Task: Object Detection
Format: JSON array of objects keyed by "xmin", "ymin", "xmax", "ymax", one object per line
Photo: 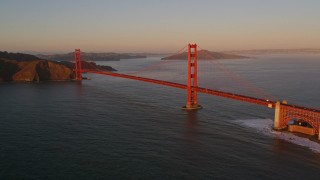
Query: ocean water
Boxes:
[{"xmin": 1, "ymin": 54, "xmax": 320, "ymax": 179}]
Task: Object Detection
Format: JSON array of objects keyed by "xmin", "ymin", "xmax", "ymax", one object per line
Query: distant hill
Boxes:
[
  {"xmin": 38, "ymin": 52, "xmax": 147, "ymax": 61},
  {"xmin": 0, "ymin": 51, "xmax": 41, "ymax": 61},
  {"xmin": 161, "ymin": 50, "xmax": 248, "ymax": 60}
]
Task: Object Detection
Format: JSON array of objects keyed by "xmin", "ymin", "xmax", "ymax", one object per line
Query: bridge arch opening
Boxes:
[
  {"xmin": 283, "ymin": 116, "xmax": 317, "ymax": 136},
  {"xmin": 288, "ymin": 118, "xmax": 312, "ymax": 127}
]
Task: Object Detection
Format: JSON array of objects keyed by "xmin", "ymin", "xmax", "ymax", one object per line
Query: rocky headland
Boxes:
[{"xmin": 0, "ymin": 51, "xmax": 116, "ymax": 82}]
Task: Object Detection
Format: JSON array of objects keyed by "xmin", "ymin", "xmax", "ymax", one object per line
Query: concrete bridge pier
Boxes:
[
  {"xmin": 274, "ymin": 101, "xmax": 282, "ymax": 130},
  {"xmin": 319, "ymin": 127, "xmax": 320, "ymax": 141}
]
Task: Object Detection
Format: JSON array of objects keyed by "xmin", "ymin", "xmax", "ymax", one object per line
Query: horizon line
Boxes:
[{"xmin": 2, "ymin": 47, "xmax": 320, "ymax": 55}]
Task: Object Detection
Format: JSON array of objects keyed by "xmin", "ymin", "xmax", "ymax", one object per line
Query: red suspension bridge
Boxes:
[{"xmin": 74, "ymin": 44, "xmax": 320, "ymax": 140}]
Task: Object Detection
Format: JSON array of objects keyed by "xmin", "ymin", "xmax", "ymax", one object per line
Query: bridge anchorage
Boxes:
[
  {"xmin": 73, "ymin": 44, "xmax": 320, "ymax": 141},
  {"xmin": 274, "ymin": 101, "xmax": 320, "ymax": 140}
]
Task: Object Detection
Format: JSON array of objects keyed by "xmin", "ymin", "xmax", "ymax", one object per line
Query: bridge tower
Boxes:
[
  {"xmin": 183, "ymin": 43, "xmax": 202, "ymax": 110},
  {"xmin": 74, "ymin": 49, "xmax": 82, "ymax": 81}
]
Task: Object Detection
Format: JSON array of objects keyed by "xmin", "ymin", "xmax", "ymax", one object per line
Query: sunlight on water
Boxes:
[{"xmin": 235, "ymin": 119, "xmax": 320, "ymax": 153}]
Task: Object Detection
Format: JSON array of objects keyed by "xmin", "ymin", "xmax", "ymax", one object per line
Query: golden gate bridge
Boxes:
[{"xmin": 73, "ymin": 44, "xmax": 320, "ymax": 140}]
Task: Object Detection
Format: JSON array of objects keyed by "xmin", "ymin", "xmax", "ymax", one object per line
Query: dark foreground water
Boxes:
[{"xmin": 1, "ymin": 54, "xmax": 320, "ymax": 179}]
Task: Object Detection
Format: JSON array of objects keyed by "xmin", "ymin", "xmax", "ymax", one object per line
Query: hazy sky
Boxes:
[{"xmin": 1, "ymin": 0, "xmax": 320, "ymax": 53}]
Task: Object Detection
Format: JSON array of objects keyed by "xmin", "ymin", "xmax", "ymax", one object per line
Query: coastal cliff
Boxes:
[
  {"xmin": 0, "ymin": 51, "xmax": 116, "ymax": 82},
  {"xmin": 0, "ymin": 59, "xmax": 73, "ymax": 82}
]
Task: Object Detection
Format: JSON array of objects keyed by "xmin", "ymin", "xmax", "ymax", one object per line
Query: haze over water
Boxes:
[{"xmin": 1, "ymin": 54, "xmax": 320, "ymax": 179}]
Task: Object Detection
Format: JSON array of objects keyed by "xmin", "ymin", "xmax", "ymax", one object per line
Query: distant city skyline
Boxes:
[{"xmin": 1, "ymin": 0, "xmax": 320, "ymax": 53}]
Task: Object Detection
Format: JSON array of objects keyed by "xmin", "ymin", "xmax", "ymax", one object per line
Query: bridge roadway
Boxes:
[{"xmin": 82, "ymin": 69, "xmax": 320, "ymax": 114}]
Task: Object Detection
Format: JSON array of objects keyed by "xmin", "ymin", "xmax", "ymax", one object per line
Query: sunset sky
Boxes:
[{"xmin": 0, "ymin": 0, "xmax": 320, "ymax": 53}]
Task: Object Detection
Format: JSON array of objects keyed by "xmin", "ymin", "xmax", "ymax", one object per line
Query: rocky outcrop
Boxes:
[
  {"xmin": 161, "ymin": 50, "xmax": 248, "ymax": 60},
  {"xmin": 0, "ymin": 59, "xmax": 21, "ymax": 81},
  {"xmin": 5, "ymin": 60, "xmax": 73, "ymax": 82},
  {"xmin": 44, "ymin": 61, "xmax": 73, "ymax": 80},
  {"xmin": 0, "ymin": 59, "xmax": 116, "ymax": 82},
  {"xmin": 0, "ymin": 51, "xmax": 117, "ymax": 82},
  {"xmin": 11, "ymin": 60, "xmax": 41, "ymax": 82}
]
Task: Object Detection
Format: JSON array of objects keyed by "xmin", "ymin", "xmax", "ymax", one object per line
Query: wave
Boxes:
[{"xmin": 235, "ymin": 119, "xmax": 320, "ymax": 153}]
